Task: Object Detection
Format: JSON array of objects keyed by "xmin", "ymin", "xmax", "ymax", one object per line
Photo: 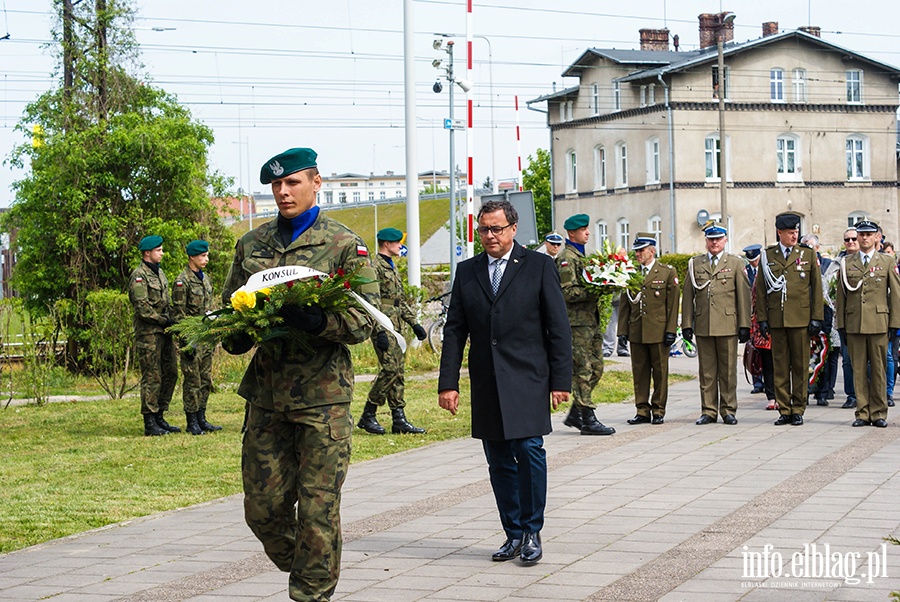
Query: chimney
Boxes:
[
  {"xmin": 673, "ymin": 34, "xmax": 680, "ymax": 51},
  {"xmin": 639, "ymin": 28, "xmax": 670, "ymax": 51},
  {"xmin": 762, "ymin": 22, "xmax": 778, "ymax": 37},
  {"xmin": 699, "ymin": 12, "xmax": 734, "ymax": 49},
  {"xmin": 799, "ymin": 25, "xmax": 821, "ymax": 37}
]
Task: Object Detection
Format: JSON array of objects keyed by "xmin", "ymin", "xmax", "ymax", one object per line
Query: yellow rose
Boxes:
[
  {"xmin": 230, "ymin": 289, "xmax": 257, "ymax": 313},
  {"xmin": 258, "ymin": 287, "xmax": 271, "ymax": 296}
]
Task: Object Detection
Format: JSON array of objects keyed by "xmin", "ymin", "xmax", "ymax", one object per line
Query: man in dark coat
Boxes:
[{"xmin": 438, "ymin": 199, "xmax": 572, "ymax": 567}]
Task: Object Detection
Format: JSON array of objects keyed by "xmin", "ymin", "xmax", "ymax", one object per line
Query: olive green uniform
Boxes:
[
  {"xmin": 556, "ymin": 244, "xmax": 603, "ymax": 409},
  {"xmin": 756, "ymin": 243, "xmax": 823, "ymax": 417},
  {"xmin": 128, "ymin": 261, "xmax": 177, "ymax": 416},
  {"xmin": 835, "ymin": 253, "xmax": 900, "ymax": 423},
  {"xmin": 682, "ymin": 253, "xmax": 751, "ymax": 420},
  {"xmin": 618, "ymin": 261, "xmax": 679, "ymax": 418},
  {"xmin": 222, "ymin": 213, "xmax": 378, "ymax": 602},
  {"xmin": 172, "ymin": 267, "xmax": 215, "ymax": 414},
  {"xmin": 367, "ymin": 253, "xmax": 417, "ymax": 409}
]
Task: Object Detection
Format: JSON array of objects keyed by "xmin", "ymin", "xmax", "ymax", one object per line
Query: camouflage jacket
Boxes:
[
  {"xmin": 374, "ymin": 253, "xmax": 417, "ymax": 332},
  {"xmin": 128, "ymin": 261, "xmax": 171, "ymax": 334},
  {"xmin": 556, "ymin": 243, "xmax": 598, "ymax": 328},
  {"xmin": 172, "ymin": 267, "xmax": 214, "ymax": 321},
  {"xmin": 221, "ymin": 213, "xmax": 379, "ymax": 412}
]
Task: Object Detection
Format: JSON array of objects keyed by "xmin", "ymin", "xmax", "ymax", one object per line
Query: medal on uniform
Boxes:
[{"xmin": 655, "ymin": 290, "xmax": 660, "ymax": 297}]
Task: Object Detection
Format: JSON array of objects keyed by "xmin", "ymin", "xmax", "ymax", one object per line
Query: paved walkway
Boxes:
[{"xmin": 2, "ymin": 356, "xmax": 900, "ymax": 601}]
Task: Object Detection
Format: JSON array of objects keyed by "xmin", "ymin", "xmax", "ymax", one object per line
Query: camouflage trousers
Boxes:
[
  {"xmin": 135, "ymin": 331, "xmax": 178, "ymax": 415},
  {"xmin": 367, "ymin": 332, "xmax": 406, "ymax": 408},
  {"xmin": 571, "ymin": 325, "xmax": 604, "ymax": 409},
  {"xmin": 242, "ymin": 402, "xmax": 352, "ymax": 602},
  {"xmin": 181, "ymin": 344, "xmax": 213, "ymax": 413}
]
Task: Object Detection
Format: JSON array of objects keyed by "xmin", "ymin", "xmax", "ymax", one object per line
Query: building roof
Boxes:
[
  {"xmin": 528, "ymin": 85, "xmax": 580, "ymax": 104},
  {"xmin": 562, "ymin": 49, "xmax": 698, "ymax": 77}
]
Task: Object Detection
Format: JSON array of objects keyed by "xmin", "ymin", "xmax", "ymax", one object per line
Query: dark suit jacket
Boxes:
[{"xmin": 438, "ymin": 242, "xmax": 572, "ymax": 441}]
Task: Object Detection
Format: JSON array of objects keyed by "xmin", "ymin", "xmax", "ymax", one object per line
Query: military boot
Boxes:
[
  {"xmin": 563, "ymin": 405, "xmax": 582, "ymax": 429},
  {"xmin": 391, "ymin": 407, "xmax": 426, "ymax": 434},
  {"xmin": 186, "ymin": 412, "xmax": 206, "ymax": 436},
  {"xmin": 143, "ymin": 413, "xmax": 168, "ymax": 436},
  {"xmin": 357, "ymin": 402, "xmax": 386, "ymax": 435},
  {"xmin": 197, "ymin": 409, "xmax": 222, "ymax": 432},
  {"xmin": 580, "ymin": 407, "xmax": 616, "ymax": 436},
  {"xmin": 155, "ymin": 411, "xmax": 182, "ymax": 433}
]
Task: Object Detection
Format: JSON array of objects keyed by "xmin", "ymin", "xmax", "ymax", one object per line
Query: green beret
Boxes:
[
  {"xmin": 377, "ymin": 227, "xmax": 403, "ymax": 242},
  {"xmin": 185, "ymin": 240, "xmax": 209, "ymax": 256},
  {"xmin": 138, "ymin": 235, "xmax": 163, "ymax": 252},
  {"xmin": 260, "ymin": 147, "xmax": 317, "ymax": 184},
  {"xmin": 563, "ymin": 214, "xmax": 590, "ymax": 231}
]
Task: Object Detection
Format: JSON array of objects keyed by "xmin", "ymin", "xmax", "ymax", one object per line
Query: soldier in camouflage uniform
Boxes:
[
  {"xmin": 221, "ymin": 148, "xmax": 378, "ymax": 602},
  {"xmin": 358, "ymin": 227, "xmax": 428, "ymax": 435},
  {"xmin": 556, "ymin": 214, "xmax": 615, "ymax": 436},
  {"xmin": 128, "ymin": 235, "xmax": 180, "ymax": 437},
  {"xmin": 172, "ymin": 239, "xmax": 220, "ymax": 436}
]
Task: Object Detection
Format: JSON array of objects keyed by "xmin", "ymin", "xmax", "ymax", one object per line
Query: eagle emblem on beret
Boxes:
[{"xmin": 269, "ymin": 160, "xmax": 284, "ymax": 176}]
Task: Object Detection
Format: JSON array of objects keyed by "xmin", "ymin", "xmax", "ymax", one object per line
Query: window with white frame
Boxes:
[
  {"xmin": 324, "ymin": 191, "xmax": 333, "ymax": 203},
  {"xmin": 648, "ymin": 216, "xmax": 662, "ymax": 251},
  {"xmin": 368, "ymin": 191, "xmax": 374, "ymax": 201},
  {"xmin": 646, "ymin": 137, "xmax": 660, "ymax": 184},
  {"xmin": 379, "ymin": 191, "xmax": 386, "ymax": 199},
  {"xmin": 704, "ymin": 134, "xmax": 726, "ymax": 180},
  {"xmin": 617, "ymin": 218, "xmax": 630, "ymax": 250},
  {"xmin": 615, "ymin": 142, "xmax": 628, "ymax": 187},
  {"xmin": 566, "ymin": 149, "xmax": 577, "ymax": 193},
  {"xmin": 640, "ymin": 85, "xmax": 647, "ymax": 107},
  {"xmin": 613, "ymin": 82, "xmax": 621, "ymax": 111},
  {"xmin": 593, "ymin": 146, "xmax": 606, "ymax": 190},
  {"xmin": 591, "ymin": 83, "xmax": 600, "ymax": 115},
  {"xmin": 596, "ymin": 220, "xmax": 609, "ymax": 248},
  {"xmin": 770, "ymin": 68, "xmax": 785, "ymax": 102},
  {"xmin": 558, "ymin": 101, "xmax": 565, "ymax": 123},
  {"xmin": 792, "ymin": 68, "xmax": 807, "ymax": 102},
  {"xmin": 846, "ymin": 70, "xmax": 863, "ymax": 103},
  {"xmin": 712, "ymin": 66, "xmax": 730, "ymax": 100},
  {"xmin": 776, "ymin": 134, "xmax": 801, "ymax": 181},
  {"xmin": 648, "ymin": 83, "xmax": 656, "ymax": 105},
  {"xmin": 845, "ymin": 135, "xmax": 868, "ymax": 180},
  {"xmin": 353, "ymin": 191, "xmax": 361, "ymax": 203},
  {"xmin": 847, "ymin": 211, "xmax": 866, "ymax": 227},
  {"xmin": 339, "ymin": 192, "xmax": 347, "ymax": 203},
  {"xmin": 566, "ymin": 101, "xmax": 574, "ymax": 121},
  {"xmin": 395, "ymin": 190, "xmax": 403, "ymax": 198}
]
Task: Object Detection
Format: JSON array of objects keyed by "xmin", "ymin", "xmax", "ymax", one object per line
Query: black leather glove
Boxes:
[
  {"xmin": 222, "ymin": 332, "xmax": 254, "ymax": 355},
  {"xmin": 759, "ymin": 321, "xmax": 770, "ymax": 339},
  {"xmin": 618, "ymin": 335, "xmax": 628, "ymax": 347},
  {"xmin": 738, "ymin": 327, "xmax": 750, "ymax": 344},
  {"xmin": 681, "ymin": 328, "xmax": 694, "ymax": 343},
  {"xmin": 375, "ymin": 331, "xmax": 390, "ymax": 352},
  {"xmin": 279, "ymin": 304, "xmax": 326, "ymax": 335},
  {"xmin": 663, "ymin": 332, "xmax": 676, "ymax": 347},
  {"xmin": 412, "ymin": 324, "xmax": 427, "ymax": 341},
  {"xmin": 808, "ymin": 320, "xmax": 823, "ymax": 335}
]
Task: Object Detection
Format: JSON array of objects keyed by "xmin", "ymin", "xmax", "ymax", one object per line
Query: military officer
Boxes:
[
  {"xmin": 172, "ymin": 239, "xmax": 220, "ymax": 436},
  {"xmin": 756, "ymin": 212, "xmax": 824, "ymax": 426},
  {"xmin": 681, "ymin": 225, "xmax": 751, "ymax": 425},
  {"xmin": 358, "ymin": 227, "xmax": 427, "ymax": 435},
  {"xmin": 556, "ymin": 213, "xmax": 615, "ymax": 435},
  {"xmin": 221, "ymin": 147, "xmax": 378, "ymax": 602},
  {"xmin": 619, "ymin": 233, "xmax": 679, "ymax": 424},
  {"xmin": 128, "ymin": 235, "xmax": 179, "ymax": 437},
  {"xmin": 835, "ymin": 220, "xmax": 900, "ymax": 428}
]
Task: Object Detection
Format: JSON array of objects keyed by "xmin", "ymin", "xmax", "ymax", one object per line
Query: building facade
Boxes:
[{"xmin": 531, "ymin": 16, "xmax": 900, "ymax": 255}]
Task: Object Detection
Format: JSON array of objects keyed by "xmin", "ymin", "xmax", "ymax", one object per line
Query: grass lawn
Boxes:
[{"xmin": 0, "ymin": 361, "xmax": 690, "ymax": 554}]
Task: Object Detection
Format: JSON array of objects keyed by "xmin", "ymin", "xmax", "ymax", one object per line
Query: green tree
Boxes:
[{"xmin": 522, "ymin": 148, "xmax": 551, "ymax": 237}]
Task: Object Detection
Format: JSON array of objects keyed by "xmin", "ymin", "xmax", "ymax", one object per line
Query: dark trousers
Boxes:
[
  {"xmin": 771, "ymin": 327, "xmax": 809, "ymax": 416},
  {"xmin": 482, "ymin": 436, "xmax": 547, "ymax": 539},
  {"xmin": 841, "ymin": 341, "xmax": 856, "ymax": 400},
  {"xmin": 760, "ymin": 348, "xmax": 775, "ymax": 401}
]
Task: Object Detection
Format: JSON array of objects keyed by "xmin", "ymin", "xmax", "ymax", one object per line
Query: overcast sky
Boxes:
[{"xmin": 1, "ymin": 0, "xmax": 899, "ymax": 206}]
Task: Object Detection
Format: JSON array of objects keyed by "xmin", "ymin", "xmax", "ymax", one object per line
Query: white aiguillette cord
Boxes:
[
  {"xmin": 839, "ymin": 256, "xmax": 864, "ymax": 293},
  {"xmin": 687, "ymin": 256, "xmax": 713, "ymax": 293},
  {"xmin": 759, "ymin": 249, "xmax": 787, "ymax": 310},
  {"xmin": 237, "ymin": 265, "xmax": 407, "ymax": 352}
]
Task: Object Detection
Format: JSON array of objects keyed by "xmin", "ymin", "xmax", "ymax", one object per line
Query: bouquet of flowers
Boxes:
[
  {"xmin": 169, "ymin": 265, "xmax": 385, "ymax": 356},
  {"xmin": 581, "ymin": 239, "xmax": 643, "ymax": 330}
]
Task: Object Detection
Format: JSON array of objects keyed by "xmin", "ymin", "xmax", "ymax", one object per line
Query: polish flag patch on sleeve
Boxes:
[
  {"xmin": 357, "ymin": 245, "xmax": 368, "ymax": 256},
  {"xmin": 134, "ymin": 277, "xmax": 143, "ymax": 283},
  {"xmin": 560, "ymin": 261, "xmax": 568, "ymax": 267},
  {"xmin": 175, "ymin": 281, "xmax": 184, "ymax": 287}
]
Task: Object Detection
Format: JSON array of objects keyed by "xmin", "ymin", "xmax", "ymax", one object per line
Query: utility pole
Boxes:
[
  {"xmin": 63, "ymin": 0, "xmax": 75, "ymax": 105},
  {"xmin": 95, "ymin": 0, "xmax": 108, "ymax": 121}
]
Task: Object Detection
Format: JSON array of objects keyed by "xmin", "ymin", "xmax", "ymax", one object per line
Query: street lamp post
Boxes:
[{"xmin": 716, "ymin": 12, "xmax": 735, "ymax": 234}]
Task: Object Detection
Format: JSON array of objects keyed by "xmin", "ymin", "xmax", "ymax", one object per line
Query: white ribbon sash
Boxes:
[{"xmin": 236, "ymin": 266, "xmax": 406, "ymax": 352}]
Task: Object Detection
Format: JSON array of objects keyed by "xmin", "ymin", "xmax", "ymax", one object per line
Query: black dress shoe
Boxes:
[
  {"xmin": 792, "ymin": 414, "xmax": 804, "ymax": 426},
  {"xmin": 751, "ymin": 386, "xmax": 764, "ymax": 394},
  {"xmin": 627, "ymin": 414, "xmax": 651, "ymax": 425},
  {"xmin": 873, "ymin": 419, "xmax": 888, "ymax": 428},
  {"xmin": 723, "ymin": 414, "xmax": 738, "ymax": 425},
  {"xmin": 651, "ymin": 415, "xmax": 664, "ymax": 425},
  {"xmin": 492, "ymin": 537, "xmax": 522, "ymax": 561},
  {"xmin": 774, "ymin": 415, "xmax": 791, "ymax": 426},
  {"xmin": 852, "ymin": 419, "xmax": 871, "ymax": 427},
  {"xmin": 695, "ymin": 414, "xmax": 715, "ymax": 425},
  {"xmin": 816, "ymin": 399, "xmax": 829, "ymax": 406},
  {"xmin": 842, "ymin": 399, "xmax": 857, "ymax": 409},
  {"xmin": 617, "ymin": 350, "xmax": 630, "ymax": 357},
  {"xmin": 889, "ymin": 400, "xmax": 896, "ymax": 408},
  {"xmin": 520, "ymin": 532, "xmax": 542, "ymax": 564}
]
